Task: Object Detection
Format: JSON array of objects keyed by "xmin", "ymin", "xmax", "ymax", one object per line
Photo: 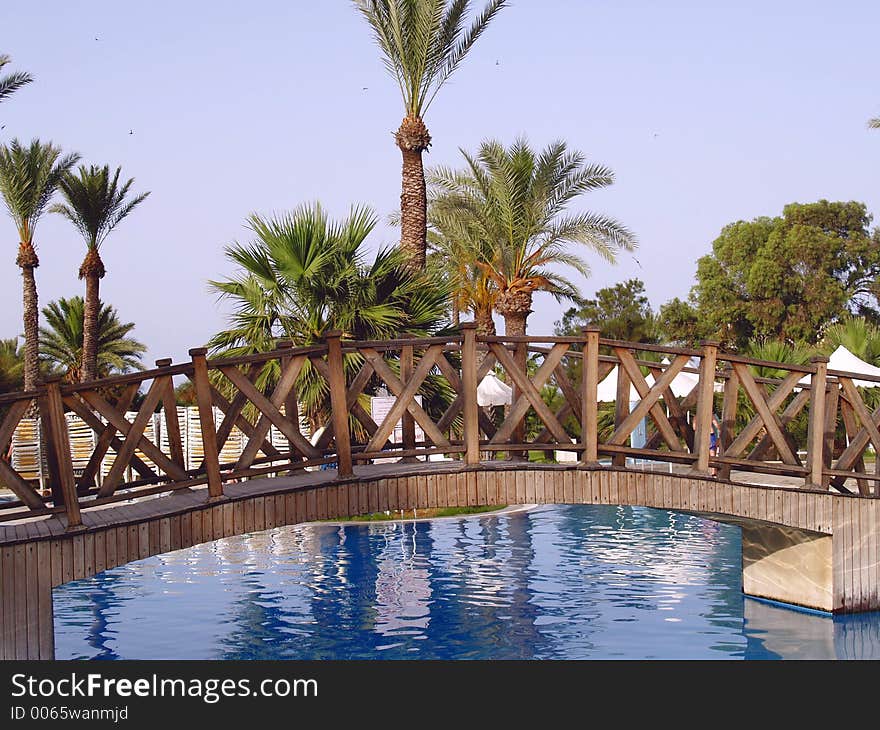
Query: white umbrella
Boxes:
[{"xmin": 478, "ymin": 372, "xmax": 513, "ymax": 406}]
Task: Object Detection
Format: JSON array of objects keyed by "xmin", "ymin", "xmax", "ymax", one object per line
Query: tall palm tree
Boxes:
[
  {"xmin": 819, "ymin": 315, "xmax": 880, "ymax": 365},
  {"xmin": 208, "ymin": 202, "xmax": 451, "ymax": 427},
  {"xmin": 354, "ymin": 0, "xmax": 508, "ymax": 271},
  {"xmin": 38, "ymin": 296, "xmax": 146, "ymax": 383},
  {"xmin": 0, "ymin": 139, "xmax": 79, "ymax": 390},
  {"xmin": 429, "ymin": 137, "xmax": 637, "ymax": 336},
  {"xmin": 51, "ymin": 164, "xmax": 149, "ymax": 382},
  {"xmin": 0, "ymin": 54, "xmax": 32, "ymax": 104}
]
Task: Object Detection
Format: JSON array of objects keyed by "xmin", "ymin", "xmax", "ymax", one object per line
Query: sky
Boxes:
[{"xmin": 1, "ymin": 0, "xmax": 878, "ymax": 366}]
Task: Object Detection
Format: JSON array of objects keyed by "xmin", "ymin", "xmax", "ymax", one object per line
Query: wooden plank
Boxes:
[
  {"xmin": 14, "ymin": 544, "xmax": 27, "ymax": 658},
  {"xmin": 1, "ymin": 547, "xmax": 14, "ymax": 659},
  {"xmin": 83, "ymin": 532, "xmax": 95, "ymax": 578},
  {"xmin": 307, "ymin": 489, "xmax": 318, "ymax": 521},
  {"xmin": 25, "ymin": 542, "xmax": 38, "ymax": 659},
  {"xmin": 253, "ymin": 497, "xmax": 266, "ymax": 533},
  {"xmin": 285, "ymin": 492, "xmax": 297, "ymax": 525},
  {"xmin": 159, "ymin": 518, "xmax": 171, "ymax": 554},
  {"xmin": 36, "ymin": 540, "xmax": 53, "ymax": 660},
  {"xmin": 50, "ymin": 539, "xmax": 63, "ymax": 586},
  {"xmin": 138, "ymin": 523, "xmax": 150, "ymax": 560}
]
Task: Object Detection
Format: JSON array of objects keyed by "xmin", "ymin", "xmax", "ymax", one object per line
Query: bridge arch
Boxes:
[{"xmin": 2, "ymin": 462, "xmax": 874, "ymax": 660}]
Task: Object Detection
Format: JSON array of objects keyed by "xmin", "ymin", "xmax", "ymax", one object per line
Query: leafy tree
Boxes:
[
  {"xmin": 692, "ymin": 200, "xmax": 880, "ymax": 348},
  {"xmin": 428, "ymin": 137, "xmax": 636, "ymax": 337},
  {"xmin": 0, "ymin": 139, "xmax": 79, "ymax": 390},
  {"xmin": 554, "ymin": 278, "xmax": 656, "ymax": 343},
  {"xmin": 656, "ymin": 297, "xmax": 711, "ymax": 346},
  {"xmin": 52, "ymin": 164, "xmax": 149, "ymax": 382},
  {"xmin": 38, "ymin": 296, "xmax": 146, "ymax": 383},
  {"xmin": 0, "ymin": 54, "xmax": 32, "ymax": 105},
  {"xmin": 354, "ymin": 0, "xmax": 508, "ymax": 270}
]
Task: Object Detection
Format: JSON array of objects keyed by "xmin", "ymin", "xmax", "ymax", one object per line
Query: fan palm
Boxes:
[
  {"xmin": 0, "ymin": 54, "xmax": 32, "ymax": 105},
  {"xmin": 429, "ymin": 137, "xmax": 637, "ymax": 337},
  {"xmin": 0, "ymin": 139, "xmax": 79, "ymax": 390},
  {"xmin": 208, "ymin": 202, "xmax": 451, "ymax": 428},
  {"xmin": 38, "ymin": 296, "xmax": 146, "ymax": 383},
  {"xmin": 819, "ymin": 316, "xmax": 880, "ymax": 365},
  {"xmin": 51, "ymin": 164, "xmax": 149, "ymax": 382},
  {"xmin": 354, "ymin": 0, "xmax": 507, "ymax": 271}
]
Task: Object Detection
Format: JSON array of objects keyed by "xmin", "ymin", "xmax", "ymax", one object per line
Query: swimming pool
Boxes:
[{"xmin": 53, "ymin": 504, "xmax": 880, "ymax": 659}]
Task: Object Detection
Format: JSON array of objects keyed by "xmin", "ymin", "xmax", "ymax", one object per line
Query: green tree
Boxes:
[
  {"xmin": 51, "ymin": 164, "xmax": 150, "ymax": 382},
  {"xmin": 354, "ymin": 0, "xmax": 507, "ymax": 271},
  {"xmin": 0, "ymin": 338, "xmax": 23, "ymax": 394},
  {"xmin": 429, "ymin": 137, "xmax": 636, "ymax": 337},
  {"xmin": 692, "ymin": 200, "xmax": 880, "ymax": 348},
  {"xmin": 38, "ymin": 296, "xmax": 146, "ymax": 383},
  {"xmin": 208, "ymin": 202, "xmax": 452, "ymax": 429},
  {"xmin": 656, "ymin": 297, "xmax": 711, "ymax": 346},
  {"xmin": 0, "ymin": 139, "xmax": 79, "ymax": 390},
  {"xmin": 554, "ymin": 278, "xmax": 656, "ymax": 343},
  {"xmin": 0, "ymin": 54, "xmax": 32, "ymax": 104}
]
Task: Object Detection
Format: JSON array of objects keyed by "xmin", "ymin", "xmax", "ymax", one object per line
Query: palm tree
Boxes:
[
  {"xmin": 0, "ymin": 54, "xmax": 32, "ymax": 104},
  {"xmin": 819, "ymin": 315, "xmax": 880, "ymax": 365},
  {"xmin": 429, "ymin": 137, "xmax": 637, "ymax": 336},
  {"xmin": 39, "ymin": 296, "xmax": 146, "ymax": 383},
  {"xmin": 51, "ymin": 164, "xmax": 149, "ymax": 382},
  {"xmin": 0, "ymin": 139, "xmax": 79, "ymax": 390},
  {"xmin": 208, "ymin": 202, "xmax": 451, "ymax": 428},
  {"xmin": 426, "ymin": 204, "xmax": 496, "ymax": 334},
  {"xmin": 354, "ymin": 0, "xmax": 508, "ymax": 271}
]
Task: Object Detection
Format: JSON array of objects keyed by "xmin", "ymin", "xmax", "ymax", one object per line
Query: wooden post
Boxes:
[
  {"xmin": 325, "ymin": 331, "xmax": 353, "ymax": 477},
  {"xmin": 580, "ymin": 326, "xmax": 600, "ymax": 465},
  {"xmin": 400, "ymin": 342, "xmax": 418, "ymax": 463},
  {"xmin": 822, "ymin": 381, "xmax": 839, "ymax": 491},
  {"xmin": 805, "ymin": 356, "xmax": 828, "ymax": 490},
  {"xmin": 189, "ymin": 348, "xmax": 223, "ymax": 499},
  {"xmin": 612, "ymin": 350, "xmax": 629, "ymax": 467},
  {"xmin": 155, "ymin": 358, "xmax": 185, "ymax": 471},
  {"xmin": 41, "ymin": 378, "xmax": 82, "ymax": 528},
  {"xmin": 277, "ymin": 340, "xmax": 302, "ymax": 464},
  {"xmin": 461, "ymin": 323, "xmax": 480, "ymax": 465},
  {"xmin": 717, "ymin": 365, "xmax": 739, "ymax": 481},
  {"xmin": 692, "ymin": 340, "xmax": 719, "ymax": 475}
]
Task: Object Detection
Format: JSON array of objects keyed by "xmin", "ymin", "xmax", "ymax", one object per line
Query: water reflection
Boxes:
[{"xmin": 53, "ymin": 505, "xmax": 880, "ymax": 660}]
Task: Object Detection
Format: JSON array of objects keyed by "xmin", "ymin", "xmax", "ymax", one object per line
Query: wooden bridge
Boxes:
[{"xmin": 0, "ymin": 325, "xmax": 878, "ymax": 659}]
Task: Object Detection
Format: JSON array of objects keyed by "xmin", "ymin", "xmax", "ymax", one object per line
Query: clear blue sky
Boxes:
[{"xmin": 2, "ymin": 0, "xmax": 878, "ymax": 365}]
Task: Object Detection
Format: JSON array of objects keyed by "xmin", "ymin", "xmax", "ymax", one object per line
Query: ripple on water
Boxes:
[{"xmin": 53, "ymin": 503, "xmax": 880, "ymax": 660}]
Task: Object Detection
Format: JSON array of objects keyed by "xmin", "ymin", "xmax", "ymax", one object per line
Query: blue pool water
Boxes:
[{"xmin": 53, "ymin": 504, "xmax": 880, "ymax": 659}]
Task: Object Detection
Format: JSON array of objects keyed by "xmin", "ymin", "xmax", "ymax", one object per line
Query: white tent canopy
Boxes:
[
  {"xmin": 478, "ymin": 372, "xmax": 513, "ymax": 406},
  {"xmin": 798, "ymin": 345, "xmax": 880, "ymax": 389},
  {"xmin": 596, "ymin": 357, "xmax": 720, "ymax": 402}
]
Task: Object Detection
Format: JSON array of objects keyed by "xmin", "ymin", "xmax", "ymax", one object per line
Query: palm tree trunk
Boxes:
[
  {"xmin": 79, "ymin": 249, "xmax": 105, "ymax": 383},
  {"xmin": 475, "ymin": 309, "xmax": 496, "ymax": 336},
  {"xmin": 16, "ymin": 242, "xmax": 39, "ymax": 391},
  {"xmin": 396, "ymin": 115, "xmax": 431, "ymax": 271},
  {"xmin": 496, "ymin": 290, "xmax": 533, "ymax": 461}
]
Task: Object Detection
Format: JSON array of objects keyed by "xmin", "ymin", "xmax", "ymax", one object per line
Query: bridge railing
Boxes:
[{"xmin": 1, "ymin": 328, "xmax": 878, "ymax": 527}]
